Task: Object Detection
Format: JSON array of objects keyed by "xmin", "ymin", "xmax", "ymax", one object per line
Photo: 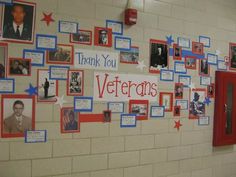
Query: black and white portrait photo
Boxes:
[
  {"xmin": 149, "ymin": 40, "xmax": 168, "ymax": 73},
  {"xmin": 1, "ymin": 0, "xmax": 36, "ymax": 43},
  {"xmin": 67, "ymin": 70, "xmax": 84, "ymax": 96},
  {"xmin": 189, "ymin": 89, "xmax": 206, "ymax": 119},
  {"xmin": 37, "ymin": 69, "xmax": 58, "ymax": 102}
]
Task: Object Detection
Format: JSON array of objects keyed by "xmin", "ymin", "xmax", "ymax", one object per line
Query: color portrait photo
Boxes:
[
  {"xmin": 0, "ymin": 43, "xmax": 7, "ymax": 78},
  {"xmin": 1, "ymin": 95, "xmax": 35, "ymax": 138},
  {"xmin": 61, "ymin": 107, "xmax": 80, "ymax": 133},
  {"xmin": 1, "ymin": 0, "xmax": 36, "ymax": 43}
]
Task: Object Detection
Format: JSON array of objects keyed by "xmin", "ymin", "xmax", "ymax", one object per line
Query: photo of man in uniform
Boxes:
[
  {"xmin": 150, "ymin": 42, "xmax": 168, "ymax": 71},
  {"xmin": 189, "ymin": 91, "xmax": 205, "ymax": 118},
  {"xmin": 1, "ymin": 1, "xmax": 35, "ymax": 43},
  {"xmin": 3, "ymin": 100, "xmax": 32, "ymax": 134},
  {"xmin": 61, "ymin": 107, "xmax": 80, "ymax": 133}
]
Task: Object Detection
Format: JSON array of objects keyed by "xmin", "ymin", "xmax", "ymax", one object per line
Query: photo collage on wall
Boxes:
[{"xmin": 0, "ymin": 0, "xmax": 232, "ymax": 141}]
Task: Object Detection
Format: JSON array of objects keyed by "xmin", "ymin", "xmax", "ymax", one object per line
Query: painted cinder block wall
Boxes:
[{"xmin": 1, "ymin": 0, "xmax": 236, "ymax": 177}]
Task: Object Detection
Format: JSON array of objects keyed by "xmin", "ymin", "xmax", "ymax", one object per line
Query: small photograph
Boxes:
[
  {"xmin": 149, "ymin": 39, "xmax": 168, "ymax": 73},
  {"xmin": 70, "ymin": 29, "xmax": 92, "ymax": 45},
  {"xmin": 173, "ymin": 44, "xmax": 182, "ymax": 60},
  {"xmin": 189, "ymin": 88, "xmax": 206, "ymax": 119},
  {"xmin": 67, "ymin": 70, "xmax": 84, "ymax": 96},
  {"xmin": 192, "ymin": 42, "xmax": 204, "ymax": 55},
  {"xmin": 37, "ymin": 69, "xmax": 58, "ymax": 102},
  {"xmin": 94, "ymin": 27, "xmax": 112, "ymax": 47},
  {"xmin": 199, "ymin": 59, "xmax": 210, "ymax": 76},
  {"xmin": 175, "ymin": 83, "xmax": 183, "ymax": 99},
  {"xmin": 8, "ymin": 58, "xmax": 31, "ymax": 76},
  {"xmin": 185, "ymin": 56, "xmax": 196, "ymax": 69},
  {"xmin": 229, "ymin": 43, "xmax": 236, "ymax": 70},
  {"xmin": 174, "ymin": 106, "xmax": 181, "ymax": 116},
  {"xmin": 1, "ymin": 94, "xmax": 35, "ymax": 138},
  {"xmin": 61, "ymin": 107, "xmax": 80, "ymax": 133},
  {"xmin": 0, "ymin": 43, "xmax": 8, "ymax": 78},
  {"xmin": 46, "ymin": 44, "xmax": 73, "ymax": 65},
  {"xmin": 103, "ymin": 110, "xmax": 111, "ymax": 122},
  {"xmin": 1, "ymin": 0, "xmax": 36, "ymax": 43},
  {"xmin": 207, "ymin": 83, "xmax": 215, "ymax": 98},
  {"xmin": 159, "ymin": 92, "xmax": 173, "ymax": 112},
  {"xmin": 120, "ymin": 46, "xmax": 139, "ymax": 64},
  {"xmin": 129, "ymin": 100, "xmax": 149, "ymax": 120}
]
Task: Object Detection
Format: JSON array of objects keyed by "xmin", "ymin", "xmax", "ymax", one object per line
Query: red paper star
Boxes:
[
  {"xmin": 41, "ymin": 12, "xmax": 55, "ymax": 26},
  {"xmin": 174, "ymin": 120, "xmax": 182, "ymax": 131}
]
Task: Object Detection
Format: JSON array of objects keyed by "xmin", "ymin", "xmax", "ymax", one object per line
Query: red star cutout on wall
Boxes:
[
  {"xmin": 174, "ymin": 120, "xmax": 182, "ymax": 131},
  {"xmin": 41, "ymin": 12, "xmax": 55, "ymax": 26}
]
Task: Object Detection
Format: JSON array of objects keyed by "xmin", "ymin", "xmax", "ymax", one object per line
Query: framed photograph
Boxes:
[
  {"xmin": 185, "ymin": 56, "xmax": 196, "ymax": 69},
  {"xmin": 200, "ymin": 76, "xmax": 211, "ymax": 86},
  {"xmin": 217, "ymin": 60, "xmax": 227, "ymax": 70},
  {"xmin": 150, "ymin": 106, "xmax": 165, "ymax": 118},
  {"xmin": 1, "ymin": 94, "xmax": 35, "ymax": 138},
  {"xmin": 36, "ymin": 34, "xmax": 57, "ymax": 51},
  {"xmin": 74, "ymin": 96, "xmax": 93, "ymax": 112},
  {"xmin": 25, "ymin": 130, "xmax": 47, "ymax": 143},
  {"xmin": 0, "ymin": 78, "xmax": 15, "ymax": 93},
  {"xmin": 159, "ymin": 92, "xmax": 173, "ymax": 112},
  {"xmin": 160, "ymin": 69, "xmax": 174, "ymax": 81},
  {"xmin": 192, "ymin": 42, "xmax": 204, "ymax": 55},
  {"xmin": 94, "ymin": 27, "xmax": 112, "ymax": 47},
  {"xmin": 199, "ymin": 59, "xmax": 210, "ymax": 76},
  {"xmin": 37, "ymin": 69, "xmax": 58, "ymax": 102},
  {"xmin": 106, "ymin": 20, "xmax": 123, "ymax": 35},
  {"xmin": 175, "ymin": 83, "xmax": 183, "ymax": 99},
  {"xmin": 173, "ymin": 106, "xmax": 181, "ymax": 116},
  {"xmin": 199, "ymin": 36, "xmax": 210, "ymax": 48},
  {"xmin": 8, "ymin": 58, "xmax": 31, "ymax": 76},
  {"xmin": 103, "ymin": 110, "xmax": 111, "ymax": 122},
  {"xmin": 0, "ymin": 0, "xmax": 13, "ymax": 5},
  {"xmin": 149, "ymin": 39, "xmax": 169, "ymax": 73},
  {"xmin": 0, "ymin": 42, "xmax": 8, "ymax": 78},
  {"xmin": 173, "ymin": 44, "xmax": 182, "ymax": 60},
  {"xmin": 1, "ymin": 0, "xmax": 36, "ymax": 44},
  {"xmin": 178, "ymin": 75, "xmax": 191, "ymax": 87},
  {"xmin": 58, "ymin": 20, "xmax": 78, "ymax": 34},
  {"xmin": 207, "ymin": 83, "xmax": 215, "ymax": 98},
  {"xmin": 23, "ymin": 49, "xmax": 45, "ymax": 67},
  {"xmin": 49, "ymin": 65, "xmax": 69, "ymax": 80},
  {"xmin": 177, "ymin": 37, "xmax": 190, "ymax": 48},
  {"xmin": 129, "ymin": 99, "xmax": 149, "ymax": 120},
  {"xmin": 70, "ymin": 29, "xmax": 92, "ymax": 45},
  {"xmin": 120, "ymin": 114, "xmax": 136, "ymax": 128},
  {"xmin": 107, "ymin": 102, "xmax": 124, "ymax": 113},
  {"xmin": 174, "ymin": 61, "xmax": 187, "ymax": 74},
  {"xmin": 198, "ymin": 116, "xmax": 210, "ymax": 125},
  {"xmin": 176, "ymin": 100, "xmax": 188, "ymax": 110},
  {"xmin": 229, "ymin": 43, "xmax": 236, "ymax": 70},
  {"xmin": 207, "ymin": 53, "xmax": 218, "ymax": 65},
  {"xmin": 60, "ymin": 107, "xmax": 80, "ymax": 133},
  {"xmin": 120, "ymin": 46, "xmax": 139, "ymax": 64},
  {"xmin": 189, "ymin": 88, "xmax": 206, "ymax": 119},
  {"xmin": 67, "ymin": 69, "xmax": 84, "ymax": 96},
  {"xmin": 114, "ymin": 36, "xmax": 131, "ymax": 51},
  {"xmin": 46, "ymin": 44, "xmax": 74, "ymax": 65}
]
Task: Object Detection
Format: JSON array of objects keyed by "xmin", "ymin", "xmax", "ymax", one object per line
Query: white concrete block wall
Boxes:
[{"xmin": 1, "ymin": 0, "xmax": 236, "ymax": 177}]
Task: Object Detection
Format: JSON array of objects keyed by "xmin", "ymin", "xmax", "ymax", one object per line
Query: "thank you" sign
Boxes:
[{"xmin": 74, "ymin": 49, "xmax": 119, "ymax": 71}]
